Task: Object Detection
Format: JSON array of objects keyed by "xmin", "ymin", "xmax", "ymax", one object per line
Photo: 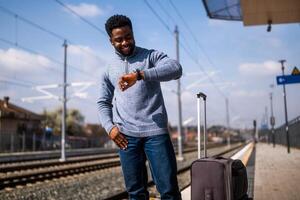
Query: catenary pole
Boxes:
[
  {"xmin": 60, "ymin": 40, "xmax": 68, "ymax": 161},
  {"xmin": 269, "ymin": 84, "xmax": 275, "ymax": 147},
  {"xmin": 226, "ymin": 98, "xmax": 231, "ymax": 146},
  {"xmin": 174, "ymin": 26, "xmax": 183, "ymax": 161},
  {"xmin": 279, "ymin": 60, "xmax": 290, "ymax": 153}
]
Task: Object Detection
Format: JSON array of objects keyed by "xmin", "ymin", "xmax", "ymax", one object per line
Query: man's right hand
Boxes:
[{"xmin": 109, "ymin": 126, "xmax": 128, "ymax": 150}]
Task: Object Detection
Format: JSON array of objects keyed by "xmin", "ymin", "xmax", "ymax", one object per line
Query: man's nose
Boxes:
[{"xmin": 122, "ymin": 39, "xmax": 129, "ymax": 46}]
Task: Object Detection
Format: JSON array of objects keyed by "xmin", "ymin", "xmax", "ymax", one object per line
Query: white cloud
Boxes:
[
  {"xmin": 68, "ymin": 44, "xmax": 106, "ymax": 70},
  {"xmin": 67, "ymin": 44, "xmax": 108, "ymax": 82},
  {"xmin": 69, "ymin": 44, "xmax": 92, "ymax": 55},
  {"xmin": 231, "ymin": 89, "xmax": 266, "ymax": 98},
  {"xmin": 0, "ymin": 48, "xmax": 52, "ymax": 72},
  {"xmin": 267, "ymin": 37, "xmax": 282, "ymax": 48},
  {"xmin": 66, "ymin": 3, "xmax": 103, "ymax": 17},
  {"xmin": 239, "ymin": 60, "xmax": 281, "ymax": 77}
]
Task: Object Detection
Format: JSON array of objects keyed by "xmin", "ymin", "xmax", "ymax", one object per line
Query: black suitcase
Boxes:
[{"xmin": 191, "ymin": 92, "xmax": 248, "ymax": 200}]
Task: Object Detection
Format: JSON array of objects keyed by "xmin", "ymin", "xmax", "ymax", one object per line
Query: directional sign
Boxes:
[{"xmin": 276, "ymin": 75, "xmax": 300, "ymax": 85}]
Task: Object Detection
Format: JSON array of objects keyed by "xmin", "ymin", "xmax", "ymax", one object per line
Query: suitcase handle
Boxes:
[
  {"xmin": 197, "ymin": 92, "xmax": 206, "ymax": 100},
  {"xmin": 197, "ymin": 92, "xmax": 207, "ymax": 159}
]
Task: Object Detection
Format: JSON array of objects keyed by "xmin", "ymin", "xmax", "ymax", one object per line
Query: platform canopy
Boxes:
[{"xmin": 202, "ymin": 0, "xmax": 300, "ymax": 26}]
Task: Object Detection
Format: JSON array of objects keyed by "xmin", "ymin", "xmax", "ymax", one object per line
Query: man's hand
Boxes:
[
  {"xmin": 118, "ymin": 72, "xmax": 137, "ymax": 91},
  {"xmin": 109, "ymin": 126, "xmax": 128, "ymax": 149}
]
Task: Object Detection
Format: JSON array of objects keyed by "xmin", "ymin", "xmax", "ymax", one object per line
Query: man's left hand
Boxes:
[{"xmin": 118, "ymin": 72, "xmax": 137, "ymax": 91}]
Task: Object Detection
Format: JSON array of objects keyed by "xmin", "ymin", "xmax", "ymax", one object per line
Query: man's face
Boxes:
[{"xmin": 110, "ymin": 25, "xmax": 135, "ymax": 56}]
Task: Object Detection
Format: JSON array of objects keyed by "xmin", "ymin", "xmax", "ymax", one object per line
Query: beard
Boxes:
[{"xmin": 117, "ymin": 43, "xmax": 135, "ymax": 56}]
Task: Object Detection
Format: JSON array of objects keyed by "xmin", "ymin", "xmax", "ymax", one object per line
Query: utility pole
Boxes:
[
  {"xmin": 225, "ymin": 98, "xmax": 230, "ymax": 146},
  {"xmin": 279, "ymin": 60, "xmax": 290, "ymax": 153},
  {"xmin": 174, "ymin": 26, "xmax": 183, "ymax": 161},
  {"xmin": 269, "ymin": 84, "xmax": 275, "ymax": 147},
  {"xmin": 265, "ymin": 106, "xmax": 269, "ymax": 144},
  {"xmin": 253, "ymin": 120, "xmax": 257, "ymax": 143},
  {"xmin": 60, "ymin": 40, "xmax": 68, "ymax": 162}
]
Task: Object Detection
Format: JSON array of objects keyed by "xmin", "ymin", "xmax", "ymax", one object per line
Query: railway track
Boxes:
[
  {"xmin": 104, "ymin": 142, "xmax": 247, "ymax": 200},
  {"xmin": 0, "ymin": 145, "xmax": 204, "ymax": 190},
  {"xmin": 0, "ymin": 142, "xmax": 245, "ymax": 198},
  {"xmin": 0, "ymin": 148, "xmax": 118, "ymax": 164}
]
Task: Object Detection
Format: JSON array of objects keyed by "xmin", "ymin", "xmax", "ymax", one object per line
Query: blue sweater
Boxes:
[{"xmin": 97, "ymin": 46, "xmax": 182, "ymax": 137}]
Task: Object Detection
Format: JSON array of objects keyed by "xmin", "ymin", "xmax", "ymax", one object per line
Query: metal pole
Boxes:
[
  {"xmin": 60, "ymin": 40, "xmax": 68, "ymax": 162},
  {"xmin": 253, "ymin": 120, "xmax": 256, "ymax": 143},
  {"xmin": 279, "ymin": 60, "xmax": 290, "ymax": 153},
  {"xmin": 197, "ymin": 95, "xmax": 201, "ymax": 159},
  {"xmin": 265, "ymin": 106, "xmax": 269, "ymax": 144},
  {"xmin": 269, "ymin": 86, "xmax": 275, "ymax": 147},
  {"xmin": 174, "ymin": 26, "xmax": 183, "ymax": 161},
  {"xmin": 203, "ymin": 97, "xmax": 207, "ymax": 158},
  {"xmin": 225, "ymin": 98, "xmax": 230, "ymax": 146}
]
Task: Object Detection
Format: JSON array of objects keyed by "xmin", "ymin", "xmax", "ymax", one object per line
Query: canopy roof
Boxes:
[{"xmin": 202, "ymin": 0, "xmax": 300, "ymax": 26}]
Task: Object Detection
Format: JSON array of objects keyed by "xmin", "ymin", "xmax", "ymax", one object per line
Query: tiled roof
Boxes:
[{"xmin": 0, "ymin": 98, "xmax": 43, "ymax": 120}]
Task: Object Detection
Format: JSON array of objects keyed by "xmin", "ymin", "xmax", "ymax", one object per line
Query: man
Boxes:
[{"xmin": 98, "ymin": 14, "xmax": 182, "ymax": 200}]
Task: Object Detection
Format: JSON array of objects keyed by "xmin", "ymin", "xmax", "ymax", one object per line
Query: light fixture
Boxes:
[{"xmin": 267, "ymin": 20, "xmax": 272, "ymax": 32}]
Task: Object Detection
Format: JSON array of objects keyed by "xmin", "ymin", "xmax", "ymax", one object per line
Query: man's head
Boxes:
[{"xmin": 105, "ymin": 15, "xmax": 135, "ymax": 56}]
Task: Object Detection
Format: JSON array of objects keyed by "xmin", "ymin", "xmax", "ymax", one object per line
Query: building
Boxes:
[
  {"xmin": 84, "ymin": 123, "xmax": 109, "ymax": 148},
  {"xmin": 0, "ymin": 96, "xmax": 44, "ymax": 152}
]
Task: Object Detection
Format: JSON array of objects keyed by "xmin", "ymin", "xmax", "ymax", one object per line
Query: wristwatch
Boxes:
[{"xmin": 135, "ymin": 69, "xmax": 143, "ymax": 81}]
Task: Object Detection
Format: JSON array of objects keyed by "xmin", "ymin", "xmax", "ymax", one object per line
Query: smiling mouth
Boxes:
[
  {"xmin": 122, "ymin": 46, "xmax": 131, "ymax": 51},
  {"xmin": 121, "ymin": 46, "xmax": 132, "ymax": 55}
]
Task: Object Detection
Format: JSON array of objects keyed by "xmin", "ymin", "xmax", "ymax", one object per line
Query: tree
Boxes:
[{"xmin": 42, "ymin": 108, "xmax": 85, "ymax": 136}]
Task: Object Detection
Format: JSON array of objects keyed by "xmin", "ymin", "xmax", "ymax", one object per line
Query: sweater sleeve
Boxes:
[
  {"xmin": 143, "ymin": 50, "xmax": 182, "ymax": 82},
  {"xmin": 97, "ymin": 71, "xmax": 115, "ymax": 135}
]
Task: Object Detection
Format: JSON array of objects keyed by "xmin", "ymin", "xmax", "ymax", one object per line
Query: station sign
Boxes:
[{"xmin": 276, "ymin": 66, "xmax": 300, "ymax": 85}]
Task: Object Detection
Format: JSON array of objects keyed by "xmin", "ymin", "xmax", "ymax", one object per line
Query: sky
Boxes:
[{"xmin": 0, "ymin": 0, "xmax": 299, "ymax": 130}]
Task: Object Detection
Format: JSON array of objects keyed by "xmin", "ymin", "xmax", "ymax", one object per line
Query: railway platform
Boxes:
[
  {"xmin": 181, "ymin": 142, "xmax": 300, "ymax": 200},
  {"xmin": 253, "ymin": 143, "xmax": 300, "ymax": 200}
]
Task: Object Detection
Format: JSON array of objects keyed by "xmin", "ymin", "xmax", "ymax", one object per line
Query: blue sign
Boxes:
[{"xmin": 276, "ymin": 75, "xmax": 300, "ymax": 85}]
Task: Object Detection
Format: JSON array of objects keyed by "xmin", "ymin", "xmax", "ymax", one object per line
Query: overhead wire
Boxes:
[
  {"xmin": 167, "ymin": 0, "xmax": 239, "ymax": 115},
  {"xmin": 0, "ymin": 5, "xmax": 65, "ymax": 41},
  {"xmin": 0, "ymin": 37, "xmax": 63, "ymax": 75},
  {"xmin": 0, "ymin": 37, "xmax": 99, "ymax": 82},
  {"xmin": 0, "ymin": 4, "xmax": 100, "ymax": 112},
  {"xmin": 0, "ymin": 5, "xmax": 104, "ymax": 68},
  {"xmin": 0, "ymin": 79, "xmax": 32, "ymax": 88},
  {"xmin": 145, "ymin": 0, "xmax": 240, "ymax": 123},
  {"xmin": 144, "ymin": 0, "xmax": 196, "ymax": 60},
  {"xmin": 155, "ymin": 0, "xmax": 198, "ymax": 60},
  {"xmin": 54, "ymin": 0, "xmax": 107, "ymax": 37},
  {"xmin": 144, "ymin": 0, "xmax": 227, "ymax": 98},
  {"xmin": 167, "ymin": 0, "xmax": 228, "ymax": 98}
]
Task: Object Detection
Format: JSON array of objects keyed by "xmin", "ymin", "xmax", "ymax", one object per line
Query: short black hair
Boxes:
[{"xmin": 105, "ymin": 14, "xmax": 133, "ymax": 37}]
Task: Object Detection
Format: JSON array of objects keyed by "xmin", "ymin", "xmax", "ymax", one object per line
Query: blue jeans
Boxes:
[{"xmin": 119, "ymin": 133, "xmax": 181, "ymax": 200}]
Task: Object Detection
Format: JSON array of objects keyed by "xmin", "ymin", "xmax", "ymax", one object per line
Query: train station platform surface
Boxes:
[
  {"xmin": 254, "ymin": 143, "xmax": 300, "ymax": 200},
  {"xmin": 181, "ymin": 143, "xmax": 300, "ymax": 200}
]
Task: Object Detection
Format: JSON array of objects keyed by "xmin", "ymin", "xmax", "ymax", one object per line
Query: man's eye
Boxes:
[{"xmin": 125, "ymin": 35, "xmax": 132, "ymax": 40}]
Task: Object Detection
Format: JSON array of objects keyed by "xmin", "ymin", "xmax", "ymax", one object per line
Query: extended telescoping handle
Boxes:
[{"xmin": 197, "ymin": 92, "xmax": 207, "ymax": 159}]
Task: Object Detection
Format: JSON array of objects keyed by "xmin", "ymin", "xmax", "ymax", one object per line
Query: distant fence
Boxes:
[
  {"xmin": 0, "ymin": 131, "xmax": 109, "ymax": 153},
  {"xmin": 260, "ymin": 115, "xmax": 300, "ymax": 148},
  {"xmin": 274, "ymin": 116, "xmax": 300, "ymax": 148}
]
